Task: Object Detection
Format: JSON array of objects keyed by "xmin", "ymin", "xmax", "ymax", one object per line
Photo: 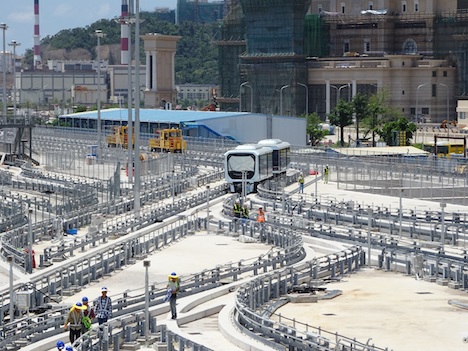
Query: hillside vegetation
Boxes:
[{"xmin": 24, "ymin": 12, "xmax": 219, "ymax": 85}]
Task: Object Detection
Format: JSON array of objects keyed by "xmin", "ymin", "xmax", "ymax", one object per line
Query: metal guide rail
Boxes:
[
  {"xmin": 0, "ymin": 218, "xmax": 304, "ymax": 350},
  {"xmin": 233, "ymin": 247, "xmax": 395, "ymax": 351},
  {"xmin": 0, "ymin": 167, "xmax": 221, "ymax": 270}
]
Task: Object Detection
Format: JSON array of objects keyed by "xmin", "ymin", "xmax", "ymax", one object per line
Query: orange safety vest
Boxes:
[{"xmin": 257, "ymin": 210, "xmax": 265, "ymax": 223}]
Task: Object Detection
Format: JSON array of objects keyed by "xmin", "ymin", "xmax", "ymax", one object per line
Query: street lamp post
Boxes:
[
  {"xmin": 143, "ymin": 260, "xmax": 150, "ymax": 346},
  {"xmin": 239, "ymin": 81, "xmax": 253, "ymax": 112},
  {"xmin": 134, "ymin": 0, "xmax": 141, "ymax": 215},
  {"xmin": 27, "ymin": 208, "xmax": 33, "ymax": 274},
  {"xmin": 416, "ymin": 83, "xmax": 429, "ymax": 125},
  {"xmin": 280, "ymin": 84, "xmax": 290, "ymax": 115},
  {"xmin": 95, "ymin": 30, "xmax": 105, "ymax": 162},
  {"xmin": 206, "ymin": 185, "xmax": 210, "ymax": 234},
  {"xmin": 8, "ymin": 40, "xmax": 20, "ymax": 117},
  {"xmin": 0, "ymin": 23, "xmax": 8, "ymax": 125},
  {"xmin": 438, "ymin": 83, "xmax": 449, "ymax": 127},
  {"xmin": 7, "ymin": 255, "xmax": 13, "ymax": 322},
  {"xmin": 440, "ymin": 202, "xmax": 446, "ymax": 254},
  {"xmin": 115, "ymin": 14, "xmax": 136, "ymax": 183},
  {"xmin": 298, "ymin": 82, "xmax": 309, "ymax": 116}
]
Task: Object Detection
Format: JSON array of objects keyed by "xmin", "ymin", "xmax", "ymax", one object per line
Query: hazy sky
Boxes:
[{"xmin": 0, "ymin": 1, "xmax": 177, "ymax": 55}]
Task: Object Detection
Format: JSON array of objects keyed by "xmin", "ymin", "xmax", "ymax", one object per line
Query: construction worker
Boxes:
[
  {"xmin": 233, "ymin": 199, "xmax": 241, "ymax": 218},
  {"xmin": 64, "ymin": 302, "xmax": 87, "ymax": 343},
  {"xmin": 298, "ymin": 173, "xmax": 304, "ymax": 193},
  {"xmin": 167, "ymin": 272, "xmax": 180, "ymax": 319},
  {"xmin": 81, "ymin": 296, "xmax": 95, "ymax": 332},
  {"xmin": 66, "ymin": 347, "xmax": 73, "ymax": 351},
  {"xmin": 95, "ymin": 287, "xmax": 112, "ymax": 325},
  {"xmin": 256, "ymin": 207, "xmax": 265, "ymax": 223},
  {"xmin": 56, "ymin": 341, "xmax": 65, "ymax": 350},
  {"xmin": 324, "ymin": 165, "xmax": 329, "ymax": 184},
  {"xmin": 241, "ymin": 204, "xmax": 249, "ymax": 224}
]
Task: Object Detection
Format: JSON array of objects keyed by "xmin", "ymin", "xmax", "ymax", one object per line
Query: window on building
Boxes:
[
  {"xmin": 410, "ymin": 107, "xmax": 415, "ymax": 115},
  {"xmin": 343, "ymin": 40, "xmax": 350, "ymax": 53},
  {"xmin": 422, "ymin": 107, "xmax": 429, "ymax": 115},
  {"xmin": 460, "ymin": 112, "xmax": 466, "ymax": 120},
  {"xmin": 318, "ymin": 4, "xmax": 322, "ymax": 13},
  {"xmin": 402, "ymin": 90, "xmax": 405, "ymax": 95},
  {"xmin": 402, "ymin": 39, "xmax": 417, "ymax": 54},
  {"xmin": 369, "ymin": 1, "xmax": 373, "ymax": 10},
  {"xmin": 443, "ymin": 71, "xmax": 447, "ymax": 77},
  {"xmin": 402, "ymin": 1, "xmax": 407, "ymax": 12},
  {"xmin": 414, "ymin": 1, "xmax": 419, "ymax": 12},
  {"xmin": 341, "ymin": 2, "xmax": 345, "ymax": 14},
  {"xmin": 364, "ymin": 39, "xmax": 370, "ymax": 52},
  {"xmin": 432, "ymin": 84, "xmax": 436, "ymax": 97},
  {"xmin": 432, "ymin": 71, "xmax": 437, "ymax": 77}
]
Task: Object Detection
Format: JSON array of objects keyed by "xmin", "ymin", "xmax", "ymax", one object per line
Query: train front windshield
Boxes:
[{"xmin": 226, "ymin": 154, "xmax": 255, "ymax": 179}]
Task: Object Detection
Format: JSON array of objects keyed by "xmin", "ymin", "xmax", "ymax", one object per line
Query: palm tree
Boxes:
[{"xmin": 328, "ymin": 99, "xmax": 354, "ymax": 146}]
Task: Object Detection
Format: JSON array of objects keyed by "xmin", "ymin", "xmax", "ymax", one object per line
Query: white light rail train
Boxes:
[{"xmin": 224, "ymin": 139, "xmax": 291, "ymax": 193}]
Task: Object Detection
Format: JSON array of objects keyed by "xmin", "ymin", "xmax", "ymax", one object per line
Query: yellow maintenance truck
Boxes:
[
  {"xmin": 149, "ymin": 128, "xmax": 186, "ymax": 153},
  {"xmin": 106, "ymin": 126, "xmax": 134, "ymax": 148}
]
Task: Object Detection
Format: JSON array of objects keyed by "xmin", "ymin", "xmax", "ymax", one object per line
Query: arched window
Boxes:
[
  {"xmin": 369, "ymin": 1, "xmax": 374, "ymax": 10},
  {"xmin": 402, "ymin": 39, "xmax": 417, "ymax": 54}
]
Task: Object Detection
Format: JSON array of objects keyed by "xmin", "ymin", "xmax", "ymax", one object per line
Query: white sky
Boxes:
[{"xmin": 0, "ymin": 1, "xmax": 177, "ymax": 55}]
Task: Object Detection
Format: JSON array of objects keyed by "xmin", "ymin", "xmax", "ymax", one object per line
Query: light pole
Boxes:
[
  {"xmin": 0, "ymin": 23, "xmax": 8, "ymax": 125},
  {"xmin": 143, "ymin": 260, "xmax": 150, "ymax": 346},
  {"xmin": 7, "ymin": 255, "xmax": 13, "ymax": 322},
  {"xmin": 8, "ymin": 40, "xmax": 20, "ymax": 117},
  {"xmin": 339, "ymin": 83, "xmax": 350, "ymax": 101},
  {"xmin": 239, "ymin": 81, "xmax": 252, "ymax": 112},
  {"xmin": 27, "ymin": 208, "xmax": 33, "ymax": 274},
  {"xmin": 415, "ymin": 83, "xmax": 429, "ymax": 124},
  {"xmin": 280, "ymin": 84, "xmax": 290, "ymax": 115},
  {"xmin": 95, "ymin": 30, "xmax": 105, "ymax": 162},
  {"xmin": 440, "ymin": 202, "xmax": 446, "ymax": 254},
  {"xmin": 438, "ymin": 83, "xmax": 449, "ymax": 127},
  {"xmin": 171, "ymin": 169, "xmax": 175, "ymax": 206},
  {"xmin": 206, "ymin": 185, "xmax": 210, "ymax": 234},
  {"xmin": 115, "ymin": 14, "xmax": 136, "ymax": 183},
  {"xmin": 367, "ymin": 208, "xmax": 372, "ymax": 267},
  {"xmin": 134, "ymin": 0, "xmax": 141, "ymax": 215},
  {"xmin": 298, "ymin": 82, "xmax": 309, "ymax": 116}
]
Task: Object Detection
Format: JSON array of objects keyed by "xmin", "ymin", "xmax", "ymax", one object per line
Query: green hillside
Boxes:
[{"xmin": 24, "ymin": 12, "xmax": 219, "ymax": 85}]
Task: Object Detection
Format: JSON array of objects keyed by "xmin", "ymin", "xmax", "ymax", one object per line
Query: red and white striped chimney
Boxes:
[
  {"xmin": 121, "ymin": 0, "xmax": 129, "ymax": 65},
  {"xmin": 33, "ymin": 0, "xmax": 42, "ymax": 69}
]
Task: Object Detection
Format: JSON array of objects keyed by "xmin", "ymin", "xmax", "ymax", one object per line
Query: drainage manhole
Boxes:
[
  {"xmin": 322, "ymin": 313, "xmax": 336, "ymax": 316},
  {"xmin": 416, "ymin": 292, "xmax": 433, "ymax": 295},
  {"xmin": 188, "ymin": 332, "xmax": 202, "ymax": 335}
]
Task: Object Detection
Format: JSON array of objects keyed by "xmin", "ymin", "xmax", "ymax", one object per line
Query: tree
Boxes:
[
  {"xmin": 328, "ymin": 99, "xmax": 354, "ymax": 146},
  {"xmin": 301, "ymin": 112, "xmax": 329, "ymax": 146},
  {"xmin": 352, "ymin": 93, "xmax": 369, "ymax": 144},
  {"xmin": 361, "ymin": 91, "xmax": 387, "ymax": 146},
  {"xmin": 378, "ymin": 117, "xmax": 416, "ymax": 146}
]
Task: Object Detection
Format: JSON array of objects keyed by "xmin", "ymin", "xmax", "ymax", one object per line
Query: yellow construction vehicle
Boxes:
[
  {"xmin": 106, "ymin": 126, "xmax": 134, "ymax": 148},
  {"xmin": 149, "ymin": 128, "xmax": 186, "ymax": 153}
]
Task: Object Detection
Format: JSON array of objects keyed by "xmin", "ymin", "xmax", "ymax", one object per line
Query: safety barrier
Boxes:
[
  {"xmin": 233, "ymin": 247, "xmax": 390, "ymax": 351},
  {"xmin": 0, "ymin": 216, "xmax": 304, "ymax": 350},
  {"xmin": 0, "ymin": 170, "xmax": 224, "ymax": 271}
]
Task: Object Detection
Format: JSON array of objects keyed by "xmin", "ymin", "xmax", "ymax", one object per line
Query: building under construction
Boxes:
[
  {"xmin": 217, "ymin": 0, "xmax": 468, "ymax": 123},
  {"xmin": 176, "ymin": 0, "xmax": 228, "ymax": 23}
]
